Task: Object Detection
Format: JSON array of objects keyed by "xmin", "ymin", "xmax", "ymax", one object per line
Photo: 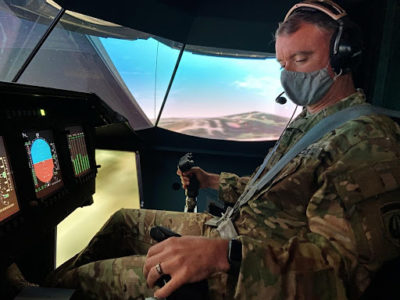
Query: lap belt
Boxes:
[{"xmin": 205, "ymin": 103, "xmax": 400, "ymax": 239}]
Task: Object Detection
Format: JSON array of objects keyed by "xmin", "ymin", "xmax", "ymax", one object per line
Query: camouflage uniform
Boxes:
[
  {"xmin": 47, "ymin": 91, "xmax": 400, "ymax": 299},
  {"xmin": 45, "ymin": 209, "xmax": 227, "ymax": 299}
]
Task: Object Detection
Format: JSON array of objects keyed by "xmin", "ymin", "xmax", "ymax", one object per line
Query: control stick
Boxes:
[{"xmin": 178, "ymin": 153, "xmax": 200, "ymax": 212}]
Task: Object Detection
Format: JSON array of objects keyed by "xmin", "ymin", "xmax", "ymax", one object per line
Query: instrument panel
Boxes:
[{"xmin": 0, "ymin": 81, "xmax": 126, "ymax": 270}]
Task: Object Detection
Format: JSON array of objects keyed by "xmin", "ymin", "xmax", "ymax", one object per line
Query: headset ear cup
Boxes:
[
  {"xmin": 329, "ymin": 27, "xmax": 342, "ymax": 74},
  {"xmin": 330, "ymin": 17, "xmax": 363, "ymax": 74}
]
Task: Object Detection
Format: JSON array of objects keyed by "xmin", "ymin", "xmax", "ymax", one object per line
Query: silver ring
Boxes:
[{"xmin": 155, "ymin": 263, "xmax": 164, "ymax": 276}]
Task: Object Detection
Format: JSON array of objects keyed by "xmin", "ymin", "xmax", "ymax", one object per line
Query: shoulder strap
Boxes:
[{"xmin": 228, "ymin": 104, "xmax": 400, "ymax": 217}]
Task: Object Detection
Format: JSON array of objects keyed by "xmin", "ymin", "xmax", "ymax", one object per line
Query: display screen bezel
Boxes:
[
  {"xmin": 66, "ymin": 125, "xmax": 91, "ymax": 178},
  {"xmin": 22, "ymin": 129, "xmax": 64, "ymax": 199},
  {"xmin": 0, "ymin": 136, "xmax": 20, "ymax": 223}
]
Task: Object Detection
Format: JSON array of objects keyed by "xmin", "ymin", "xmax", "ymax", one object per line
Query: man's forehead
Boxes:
[{"xmin": 275, "ymin": 23, "xmax": 330, "ymax": 55}]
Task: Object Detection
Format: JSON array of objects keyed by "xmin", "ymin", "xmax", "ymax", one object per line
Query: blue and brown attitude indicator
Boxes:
[{"xmin": 22, "ymin": 130, "xmax": 64, "ymax": 198}]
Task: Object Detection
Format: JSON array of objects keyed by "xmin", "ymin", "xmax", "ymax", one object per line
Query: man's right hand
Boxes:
[{"xmin": 177, "ymin": 167, "xmax": 220, "ymax": 190}]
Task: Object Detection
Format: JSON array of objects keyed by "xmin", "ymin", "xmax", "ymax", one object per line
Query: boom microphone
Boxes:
[{"xmin": 275, "ymin": 91, "xmax": 287, "ymax": 105}]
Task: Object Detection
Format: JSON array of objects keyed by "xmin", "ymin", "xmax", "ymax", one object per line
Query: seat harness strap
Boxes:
[{"xmin": 209, "ymin": 104, "xmax": 400, "ymax": 239}]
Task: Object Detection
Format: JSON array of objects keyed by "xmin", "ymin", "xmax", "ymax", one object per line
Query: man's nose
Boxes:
[{"xmin": 282, "ymin": 62, "xmax": 294, "ymax": 72}]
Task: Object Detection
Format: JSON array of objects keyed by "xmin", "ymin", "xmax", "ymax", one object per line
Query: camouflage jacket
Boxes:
[{"xmin": 218, "ymin": 91, "xmax": 400, "ymax": 299}]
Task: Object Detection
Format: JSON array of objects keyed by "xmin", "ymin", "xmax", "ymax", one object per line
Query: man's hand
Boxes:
[
  {"xmin": 143, "ymin": 236, "xmax": 229, "ymax": 299},
  {"xmin": 177, "ymin": 167, "xmax": 220, "ymax": 190}
]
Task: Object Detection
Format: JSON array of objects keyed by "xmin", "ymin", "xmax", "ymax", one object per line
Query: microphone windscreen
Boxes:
[{"xmin": 275, "ymin": 96, "xmax": 287, "ymax": 105}]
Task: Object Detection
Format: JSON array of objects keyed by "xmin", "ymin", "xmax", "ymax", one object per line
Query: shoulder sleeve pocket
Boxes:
[
  {"xmin": 334, "ymin": 160, "xmax": 400, "ymax": 208},
  {"xmin": 333, "ymin": 160, "xmax": 400, "ymax": 263}
]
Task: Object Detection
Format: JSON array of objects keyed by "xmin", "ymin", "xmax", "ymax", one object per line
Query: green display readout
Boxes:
[{"xmin": 67, "ymin": 127, "xmax": 90, "ymax": 177}]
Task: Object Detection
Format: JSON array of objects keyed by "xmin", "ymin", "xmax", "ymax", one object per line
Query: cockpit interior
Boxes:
[{"xmin": 0, "ymin": 0, "xmax": 399, "ymax": 299}]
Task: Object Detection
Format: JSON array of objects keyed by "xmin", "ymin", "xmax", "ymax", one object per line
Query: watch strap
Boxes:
[{"xmin": 228, "ymin": 239, "xmax": 242, "ymax": 275}]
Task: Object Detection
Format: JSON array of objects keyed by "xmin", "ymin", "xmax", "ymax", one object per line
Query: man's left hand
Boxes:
[{"xmin": 143, "ymin": 236, "xmax": 229, "ymax": 299}]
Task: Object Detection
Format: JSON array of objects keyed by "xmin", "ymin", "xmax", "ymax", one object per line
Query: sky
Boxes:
[{"xmin": 100, "ymin": 37, "xmax": 298, "ymax": 121}]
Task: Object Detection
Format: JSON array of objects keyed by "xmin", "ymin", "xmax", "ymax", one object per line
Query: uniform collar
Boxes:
[
  {"xmin": 288, "ymin": 90, "xmax": 366, "ymax": 131},
  {"xmin": 306, "ymin": 89, "xmax": 366, "ymax": 118}
]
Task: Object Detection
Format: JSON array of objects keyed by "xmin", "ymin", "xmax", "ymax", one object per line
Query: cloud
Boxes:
[{"xmin": 234, "ymin": 75, "xmax": 282, "ymax": 98}]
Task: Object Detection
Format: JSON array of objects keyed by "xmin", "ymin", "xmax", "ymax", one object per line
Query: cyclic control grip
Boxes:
[{"xmin": 178, "ymin": 153, "xmax": 200, "ymax": 212}]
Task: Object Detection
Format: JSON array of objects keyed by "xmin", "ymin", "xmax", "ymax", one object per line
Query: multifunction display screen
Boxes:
[
  {"xmin": 0, "ymin": 136, "xmax": 20, "ymax": 222},
  {"xmin": 23, "ymin": 130, "xmax": 63, "ymax": 198},
  {"xmin": 66, "ymin": 126, "xmax": 91, "ymax": 177}
]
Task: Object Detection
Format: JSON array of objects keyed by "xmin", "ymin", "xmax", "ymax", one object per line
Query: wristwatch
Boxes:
[{"xmin": 227, "ymin": 239, "xmax": 242, "ymax": 275}]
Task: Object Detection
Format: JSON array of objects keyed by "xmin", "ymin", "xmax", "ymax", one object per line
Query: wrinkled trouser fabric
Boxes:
[{"xmin": 45, "ymin": 209, "xmax": 231, "ymax": 299}]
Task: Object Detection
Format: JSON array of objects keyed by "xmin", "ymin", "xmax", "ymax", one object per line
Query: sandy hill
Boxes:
[{"xmin": 158, "ymin": 111, "xmax": 288, "ymax": 141}]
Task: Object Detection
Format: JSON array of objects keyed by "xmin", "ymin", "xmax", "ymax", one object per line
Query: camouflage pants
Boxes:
[{"xmin": 45, "ymin": 209, "xmax": 231, "ymax": 299}]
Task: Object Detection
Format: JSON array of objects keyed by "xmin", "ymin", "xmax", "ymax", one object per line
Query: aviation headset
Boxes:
[{"xmin": 284, "ymin": 0, "xmax": 363, "ymax": 74}]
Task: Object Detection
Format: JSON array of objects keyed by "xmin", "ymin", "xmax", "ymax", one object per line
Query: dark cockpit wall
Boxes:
[{"xmin": 0, "ymin": 0, "xmax": 399, "ymax": 298}]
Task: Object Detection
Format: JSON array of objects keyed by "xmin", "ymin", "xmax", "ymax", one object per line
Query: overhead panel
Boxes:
[{"xmin": 53, "ymin": 0, "xmax": 300, "ymax": 52}]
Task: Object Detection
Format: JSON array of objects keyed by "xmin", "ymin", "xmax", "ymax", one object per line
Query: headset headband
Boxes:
[
  {"xmin": 284, "ymin": 0, "xmax": 347, "ymax": 22},
  {"xmin": 284, "ymin": 0, "xmax": 351, "ymax": 63}
]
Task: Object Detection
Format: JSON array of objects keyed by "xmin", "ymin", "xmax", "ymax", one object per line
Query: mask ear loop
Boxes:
[
  {"xmin": 333, "ymin": 68, "xmax": 343, "ymax": 81},
  {"xmin": 325, "ymin": 62, "xmax": 341, "ymax": 81}
]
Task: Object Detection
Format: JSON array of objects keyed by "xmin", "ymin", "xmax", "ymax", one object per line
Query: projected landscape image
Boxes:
[
  {"xmin": 100, "ymin": 37, "xmax": 300, "ymax": 141},
  {"xmin": 159, "ymin": 111, "xmax": 289, "ymax": 141}
]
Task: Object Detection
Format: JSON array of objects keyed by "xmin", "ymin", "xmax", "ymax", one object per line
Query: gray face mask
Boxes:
[{"xmin": 280, "ymin": 67, "xmax": 334, "ymax": 106}]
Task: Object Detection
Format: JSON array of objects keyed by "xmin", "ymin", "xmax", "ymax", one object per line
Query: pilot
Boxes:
[{"xmin": 42, "ymin": 0, "xmax": 400, "ymax": 299}]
